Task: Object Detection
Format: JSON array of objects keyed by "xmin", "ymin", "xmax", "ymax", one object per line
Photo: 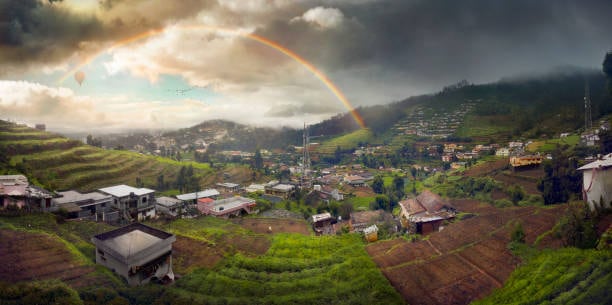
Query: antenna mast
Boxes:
[{"xmin": 301, "ymin": 123, "xmax": 311, "ymax": 188}]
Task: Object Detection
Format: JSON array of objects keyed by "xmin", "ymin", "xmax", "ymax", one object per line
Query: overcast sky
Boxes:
[{"xmin": 1, "ymin": 0, "xmax": 611, "ymax": 132}]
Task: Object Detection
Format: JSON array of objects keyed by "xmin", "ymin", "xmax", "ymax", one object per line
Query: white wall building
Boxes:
[{"xmin": 577, "ymin": 153, "xmax": 612, "ymax": 211}]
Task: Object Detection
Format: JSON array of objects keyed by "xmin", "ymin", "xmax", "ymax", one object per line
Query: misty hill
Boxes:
[
  {"xmin": 163, "ymin": 119, "xmax": 302, "ymax": 151},
  {"xmin": 0, "ymin": 121, "xmax": 212, "ymax": 192},
  {"xmin": 96, "ymin": 68, "xmax": 611, "ymax": 154},
  {"xmin": 340, "ymin": 68, "xmax": 608, "ymax": 135}
]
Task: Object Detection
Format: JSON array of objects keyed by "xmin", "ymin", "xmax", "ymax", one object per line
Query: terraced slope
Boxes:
[
  {"xmin": 366, "ymin": 200, "xmax": 566, "ymax": 305},
  {"xmin": 0, "ymin": 214, "xmax": 121, "ymax": 290},
  {"xmin": 315, "ymin": 128, "xmax": 373, "ymax": 155},
  {"xmin": 0, "ymin": 121, "xmax": 211, "ymax": 191}
]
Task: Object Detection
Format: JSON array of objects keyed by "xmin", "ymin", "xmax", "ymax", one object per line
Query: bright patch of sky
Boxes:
[{"xmin": 17, "ymin": 53, "xmax": 219, "ymax": 104}]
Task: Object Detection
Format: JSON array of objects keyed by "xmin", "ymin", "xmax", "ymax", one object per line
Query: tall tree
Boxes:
[
  {"xmin": 254, "ymin": 148, "xmax": 264, "ymax": 170},
  {"xmin": 603, "ymin": 51, "xmax": 612, "ymax": 96},
  {"xmin": 371, "ymin": 176, "xmax": 384, "ymax": 194}
]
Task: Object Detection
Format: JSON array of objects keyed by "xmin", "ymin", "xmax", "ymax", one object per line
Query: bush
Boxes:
[{"xmin": 511, "ymin": 222, "xmax": 525, "ymax": 243}]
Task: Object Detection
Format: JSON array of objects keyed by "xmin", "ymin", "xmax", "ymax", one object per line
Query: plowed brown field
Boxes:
[{"xmin": 366, "ymin": 200, "xmax": 566, "ymax": 305}]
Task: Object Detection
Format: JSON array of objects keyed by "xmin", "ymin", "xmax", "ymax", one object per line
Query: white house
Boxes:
[
  {"xmin": 99, "ymin": 185, "xmax": 156, "ymax": 222},
  {"xmin": 577, "ymin": 153, "xmax": 612, "ymax": 211}
]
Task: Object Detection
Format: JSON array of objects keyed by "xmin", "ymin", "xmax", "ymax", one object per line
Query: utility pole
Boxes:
[{"xmin": 301, "ymin": 123, "xmax": 311, "ymax": 188}]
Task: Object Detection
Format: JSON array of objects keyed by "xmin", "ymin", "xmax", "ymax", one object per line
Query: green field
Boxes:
[
  {"xmin": 474, "ymin": 247, "xmax": 611, "ymax": 305},
  {"xmin": 316, "ymin": 128, "xmax": 374, "ymax": 154},
  {"xmin": 165, "ymin": 233, "xmax": 403, "ymax": 305},
  {"xmin": 455, "ymin": 114, "xmax": 513, "ymax": 138},
  {"xmin": 0, "ymin": 121, "xmax": 212, "ymax": 191},
  {"xmin": 527, "ymin": 135, "xmax": 580, "ymax": 152},
  {"xmin": 0, "ymin": 213, "xmax": 403, "ymax": 305}
]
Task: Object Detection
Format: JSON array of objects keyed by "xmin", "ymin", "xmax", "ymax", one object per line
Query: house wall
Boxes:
[{"xmin": 583, "ymin": 168, "xmax": 612, "ymax": 211}]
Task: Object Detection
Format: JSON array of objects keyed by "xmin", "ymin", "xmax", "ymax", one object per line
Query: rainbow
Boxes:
[{"xmin": 58, "ymin": 25, "xmax": 366, "ymax": 128}]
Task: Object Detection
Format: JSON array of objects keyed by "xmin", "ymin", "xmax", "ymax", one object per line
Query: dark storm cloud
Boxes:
[
  {"xmin": 0, "ymin": 0, "xmax": 213, "ymax": 73},
  {"xmin": 0, "ymin": 0, "xmax": 102, "ymax": 68},
  {"xmin": 259, "ymin": 0, "xmax": 612, "ymax": 88}
]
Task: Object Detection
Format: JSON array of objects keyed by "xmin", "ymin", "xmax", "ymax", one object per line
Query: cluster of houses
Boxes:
[
  {"xmin": 0, "ymin": 175, "xmax": 263, "ymax": 223},
  {"xmin": 393, "ymin": 103, "xmax": 475, "ymax": 139}
]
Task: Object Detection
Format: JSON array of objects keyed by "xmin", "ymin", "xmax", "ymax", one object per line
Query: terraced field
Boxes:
[
  {"xmin": 366, "ymin": 200, "xmax": 567, "ymax": 305},
  {"xmin": 0, "ymin": 121, "xmax": 212, "ymax": 191},
  {"xmin": 316, "ymin": 128, "xmax": 373, "ymax": 155}
]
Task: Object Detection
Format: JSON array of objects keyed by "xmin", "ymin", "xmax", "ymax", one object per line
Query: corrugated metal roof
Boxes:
[
  {"xmin": 176, "ymin": 189, "xmax": 220, "ymax": 200},
  {"xmin": 578, "ymin": 153, "xmax": 612, "ymax": 170}
]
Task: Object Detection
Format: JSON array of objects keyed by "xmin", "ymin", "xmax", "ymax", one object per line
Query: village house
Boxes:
[
  {"xmin": 313, "ymin": 185, "xmax": 344, "ymax": 201},
  {"xmin": 312, "ymin": 212, "xmax": 335, "ymax": 235},
  {"xmin": 399, "ymin": 190, "xmax": 455, "ymax": 235},
  {"xmin": 155, "ymin": 196, "xmax": 183, "ymax": 218},
  {"xmin": 245, "ymin": 184, "xmax": 265, "ymax": 193},
  {"xmin": 363, "ymin": 225, "xmax": 379, "ymax": 242},
  {"xmin": 344, "ymin": 175, "xmax": 366, "ymax": 187},
  {"xmin": 495, "ymin": 147, "xmax": 510, "ymax": 157},
  {"xmin": 216, "ymin": 182, "xmax": 241, "ymax": 193},
  {"xmin": 577, "ymin": 153, "xmax": 612, "ymax": 211},
  {"xmin": 441, "ymin": 154, "xmax": 453, "ymax": 162},
  {"xmin": 0, "ymin": 175, "xmax": 54, "ymax": 210},
  {"xmin": 98, "ymin": 185, "xmax": 156, "ymax": 222},
  {"xmin": 510, "ymin": 155, "xmax": 543, "ymax": 169},
  {"xmin": 265, "ymin": 183, "xmax": 295, "ymax": 199},
  {"xmin": 349, "ymin": 210, "xmax": 385, "ymax": 233},
  {"xmin": 52, "ymin": 190, "xmax": 113, "ymax": 221},
  {"xmin": 197, "ymin": 196, "xmax": 257, "ymax": 218},
  {"xmin": 92, "ymin": 223, "xmax": 176, "ymax": 286},
  {"xmin": 176, "ymin": 189, "xmax": 220, "ymax": 205}
]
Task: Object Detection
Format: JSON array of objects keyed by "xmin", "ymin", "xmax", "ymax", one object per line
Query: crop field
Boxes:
[
  {"xmin": 316, "ymin": 128, "xmax": 373, "ymax": 154},
  {"xmin": 366, "ymin": 200, "xmax": 567, "ymax": 305},
  {"xmin": 0, "ymin": 214, "xmax": 120, "ymax": 290},
  {"xmin": 231, "ymin": 217, "xmax": 311, "ymax": 235},
  {"xmin": 164, "ymin": 233, "xmax": 404, "ymax": 305},
  {"xmin": 0, "ymin": 122, "xmax": 212, "ymax": 191},
  {"xmin": 463, "ymin": 158, "xmax": 544, "ymax": 195},
  {"xmin": 474, "ymin": 248, "xmax": 612, "ymax": 305}
]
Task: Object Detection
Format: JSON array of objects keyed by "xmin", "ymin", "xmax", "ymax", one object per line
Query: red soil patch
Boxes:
[
  {"xmin": 172, "ymin": 236, "xmax": 225, "ymax": 274},
  {"xmin": 0, "ymin": 229, "xmax": 101, "ymax": 288},
  {"xmin": 232, "ymin": 217, "xmax": 312, "ymax": 235},
  {"xmin": 464, "ymin": 158, "xmax": 508, "ymax": 177},
  {"xmin": 366, "ymin": 203, "xmax": 567, "ymax": 305}
]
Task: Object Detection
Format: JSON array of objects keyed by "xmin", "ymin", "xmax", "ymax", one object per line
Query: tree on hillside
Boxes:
[
  {"xmin": 537, "ymin": 148, "xmax": 581, "ymax": 204},
  {"xmin": 253, "ymin": 148, "xmax": 264, "ymax": 170},
  {"xmin": 371, "ymin": 176, "xmax": 384, "ymax": 194},
  {"xmin": 392, "ymin": 176, "xmax": 405, "ymax": 199},
  {"xmin": 603, "ymin": 51, "xmax": 612, "ymax": 95}
]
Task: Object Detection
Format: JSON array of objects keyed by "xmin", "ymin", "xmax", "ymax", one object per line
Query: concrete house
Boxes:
[
  {"xmin": 99, "ymin": 185, "xmax": 156, "ymax": 222},
  {"xmin": 578, "ymin": 153, "xmax": 612, "ymax": 211},
  {"xmin": 312, "ymin": 212, "xmax": 334, "ymax": 235},
  {"xmin": 265, "ymin": 183, "xmax": 295, "ymax": 199},
  {"xmin": 176, "ymin": 189, "xmax": 220, "ymax": 205},
  {"xmin": 197, "ymin": 196, "xmax": 257, "ymax": 218},
  {"xmin": 52, "ymin": 190, "xmax": 113, "ymax": 221},
  {"xmin": 0, "ymin": 175, "xmax": 53, "ymax": 210},
  {"xmin": 155, "ymin": 196, "xmax": 183, "ymax": 218},
  {"xmin": 216, "ymin": 183, "xmax": 241, "ymax": 193},
  {"xmin": 92, "ymin": 223, "xmax": 176, "ymax": 286}
]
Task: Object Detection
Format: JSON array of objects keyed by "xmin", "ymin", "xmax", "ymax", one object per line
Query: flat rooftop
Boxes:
[
  {"xmin": 93, "ymin": 223, "xmax": 174, "ymax": 259},
  {"xmin": 176, "ymin": 189, "xmax": 220, "ymax": 200},
  {"xmin": 211, "ymin": 196, "xmax": 254, "ymax": 212},
  {"xmin": 99, "ymin": 185, "xmax": 155, "ymax": 198},
  {"xmin": 53, "ymin": 190, "xmax": 111, "ymax": 206}
]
